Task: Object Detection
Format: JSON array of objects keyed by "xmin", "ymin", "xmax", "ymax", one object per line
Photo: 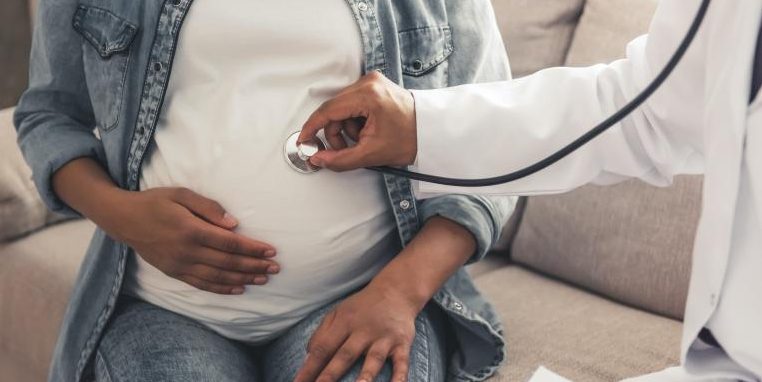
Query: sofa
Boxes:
[{"xmin": 1, "ymin": 0, "xmax": 703, "ymax": 381}]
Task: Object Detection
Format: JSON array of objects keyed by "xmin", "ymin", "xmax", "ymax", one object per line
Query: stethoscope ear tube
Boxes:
[{"xmin": 369, "ymin": 0, "xmax": 711, "ymax": 187}]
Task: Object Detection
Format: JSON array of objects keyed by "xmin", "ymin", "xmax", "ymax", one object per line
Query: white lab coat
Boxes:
[{"xmin": 410, "ymin": 1, "xmax": 762, "ymax": 381}]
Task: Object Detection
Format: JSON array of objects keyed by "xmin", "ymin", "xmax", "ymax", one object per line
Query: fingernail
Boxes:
[
  {"xmin": 254, "ymin": 276, "xmax": 268, "ymax": 285},
  {"xmin": 267, "ymin": 265, "xmax": 280, "ymax": 274},
  {"xmin": 223, "ymin": 212, "xmax": 239, "ymax": 227},
  {"xmin": 264, "ymin": 250, "xmax": 276, "ymax": 257},
  {"xmin": 310, "ymin": 157, "xmax": 324, "ymax": 167},
  {"xmin": 231, "ymin": 287, "xmax": 245, "ymax": 295}
]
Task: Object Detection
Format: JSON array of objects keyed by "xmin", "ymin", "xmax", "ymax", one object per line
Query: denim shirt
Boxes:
[{"xmin": 15, "ymin": 1, "xmax": 515, "ymax": 381}]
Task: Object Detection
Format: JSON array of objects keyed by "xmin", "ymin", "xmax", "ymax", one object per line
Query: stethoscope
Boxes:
[{"xmin": 286, "ymin": 0, "xmax": 711, "ymax": 187}]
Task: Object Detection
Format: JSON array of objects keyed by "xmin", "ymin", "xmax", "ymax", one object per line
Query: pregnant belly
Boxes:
[
  {"xmin": 126, "ymin": 170, "xmax": 399, "ymax": 343},
  {"xmin": 131, "ymin": 133, "xmax": 399, "ymax": 342},
  {"xmin": 127, "ymin": 225, "xmax": 399, "ymax": 344}
]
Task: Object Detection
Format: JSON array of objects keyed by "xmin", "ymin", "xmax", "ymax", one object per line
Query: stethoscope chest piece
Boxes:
[{"xmin": 284, "ymin": 131, "xmax": 326, "ymax": 173}]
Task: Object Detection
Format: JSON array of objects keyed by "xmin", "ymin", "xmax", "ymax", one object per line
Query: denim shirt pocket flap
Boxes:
[
  {"xmin": 398, "ymin": 26, "xmax": 454, "ymax": 77},
  {"xmin": 72, "ymin": 5, "xmax": 138, "ymax": 59}
]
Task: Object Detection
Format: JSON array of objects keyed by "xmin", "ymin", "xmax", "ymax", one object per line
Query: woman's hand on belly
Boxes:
[
  {"xmin": 294, "ymin": 217, "xmax": 477, "ymax": 382},
  {"xmin": 49, "ymin": 158, "xmax": 279, "ymax": 295},
  {"xmin": 114, "ymin": 187, "xmax": 280, "ymax": 295}
]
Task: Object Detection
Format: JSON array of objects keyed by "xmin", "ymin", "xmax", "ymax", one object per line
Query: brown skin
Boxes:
[
  {"xmin": 53, "ymin": 157, "xmax": 476, "ymax": 382},
  {"xmin": 294, "ymin": 216, "xmax": 475, "ymax": 382},
  {"xmin": 298, "ymin": 71, "xmax": 418, "ymax": 171},
  {"xmin": 51, "ymin": 158, "xmax": 280, "ymax": 295}
]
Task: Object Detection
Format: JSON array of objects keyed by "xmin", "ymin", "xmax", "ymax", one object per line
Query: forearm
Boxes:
[
  {"xmin": 368, "ymin": 216, "xmax": 476, "ymax": 312},
  {"xmin": 52, "ymin": 157, "xmax": 131, "ymax": 240}
]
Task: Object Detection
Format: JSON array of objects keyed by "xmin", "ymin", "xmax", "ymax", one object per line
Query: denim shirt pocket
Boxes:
[
  {"xmin": 398, "ymin": 25, "xmax": 453, "ymax": 89},
  {"xmin": 72, "ymin": 4, "xmax": 138, "ymax": 133}
]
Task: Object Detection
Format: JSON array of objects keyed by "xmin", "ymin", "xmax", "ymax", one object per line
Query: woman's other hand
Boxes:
[
  {"xmin": 294, "ymin": 216, "xmax": 477, "ymax": 382},
  {"xmin": 293, "ymin": 281, "xmax": 419, "ymax": 382},
  {"xmin": 111, "ymin": 187, "xmax": 280, "ymax": 295}
]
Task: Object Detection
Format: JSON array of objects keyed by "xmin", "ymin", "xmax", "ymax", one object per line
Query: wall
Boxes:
[{"xmin": 0, "ymin": 0, "xmax": 32, "ymax": 109}]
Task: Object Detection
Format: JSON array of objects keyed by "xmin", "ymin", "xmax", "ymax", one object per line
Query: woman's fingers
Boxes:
[
  {"xmin": 295, "ymin": 311, "xmax": 350, "ymax": 382},
  {"xmin": 187, "ymin": 264, "xmax": 268, "ymax": 286},
  {"xmin": 390, "ymin": 346, "xmax": 411, "ymax": 382},
  {"xmin": 316, "ymin": 337, "xmax": 370, "ymax": 382},
  {"xmin": 177, "ymin": 274, "xmax": 246, "ymax": 295},
  {"xmin": 171, "ymin": 187, "xmax": 239, "ymax": 229},
  {"xmin": 191, "ymin": 247, "xmax": 279, "ymax": 275},
  {"xmin": 356, "ymin": 341, "xmax": 392, "ymax": 382},
  {"xmin": 194, "ymin": 223, "xmax": 276, "ymax": 258}
]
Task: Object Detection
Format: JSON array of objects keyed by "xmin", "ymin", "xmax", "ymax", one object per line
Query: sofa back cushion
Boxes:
[
  {"xmin": 491, "ymin": 0, "xmax": 585, "ymax": 78},
  {"xmin": 510, "ymin": 0, "xmax": 701, "ymax": 320}
]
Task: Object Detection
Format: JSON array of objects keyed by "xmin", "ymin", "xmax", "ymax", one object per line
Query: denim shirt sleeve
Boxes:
[
  {"xmin": 13, "ymin": 0, "xmax": 105, "ymax": 218},
  {"xmin": 417, "ymin": 195, "xmax": 515, "ymax": 263}
]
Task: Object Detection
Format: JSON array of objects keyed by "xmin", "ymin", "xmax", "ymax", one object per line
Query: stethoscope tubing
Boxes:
[{"xmin": 368, "ymin": 0, "xmax": 712, "ymax": 187}]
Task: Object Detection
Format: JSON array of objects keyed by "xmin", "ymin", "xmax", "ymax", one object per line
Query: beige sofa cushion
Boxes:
[
  {"xmin": 565, "ymin": 0, "xmax": 658, "ymax": 67},
  {"xmin": 0, "ymin": 108, "xmax": 69, "ymax": 242},
  {"xmin": 511, "ymin": 0, "xmax": 701, "ymax": 320},
  {"xmin": 474, "ymin": 266, "xmax": 681, "ymax": 381},
  {"xmin": 512, "ymin": 177, "xmax": 700, "ymax": 320},
  {"xmin": 491, "ymin": 0, "xmax": 585, "ymax": 78},
  {"xmin": 0, "ymin": 219, "xmax": 94, "ymax": 382}
]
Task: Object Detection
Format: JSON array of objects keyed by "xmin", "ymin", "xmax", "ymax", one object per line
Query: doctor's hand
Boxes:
[{"xmin": 298, "ymin": 71, "xmax": 418, "ymax": 171}]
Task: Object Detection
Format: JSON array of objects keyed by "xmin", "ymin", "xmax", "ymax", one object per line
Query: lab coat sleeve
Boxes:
[
  {"xmin": 411, "ymin": 0, "xmax": 707, "ymax": 197},
  {"xmin": 413, "ymin": 0, "xmax": 517, "ymax": 263}
]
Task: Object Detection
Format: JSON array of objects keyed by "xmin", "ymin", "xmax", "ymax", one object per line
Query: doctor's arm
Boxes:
[{"xmin": 301, "ymin": 0, "xmax": 707, "ymax": 196}]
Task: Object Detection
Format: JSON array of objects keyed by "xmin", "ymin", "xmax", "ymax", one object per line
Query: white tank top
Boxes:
[{"xmin": 123, "ymin": 0, "xmax": 399, "ymax": 344}]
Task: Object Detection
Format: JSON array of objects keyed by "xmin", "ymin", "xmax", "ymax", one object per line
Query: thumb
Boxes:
[
  {"xmin": 299, "ymin": 95, "xmax": 364, "ymax": 144},
  {"xmin": 171, "ymin": 188, "xmax": 239, "ymax": 229},
  {"xmin": 310, "ymin": 146, "xmax": 370, "ymax": 172}
]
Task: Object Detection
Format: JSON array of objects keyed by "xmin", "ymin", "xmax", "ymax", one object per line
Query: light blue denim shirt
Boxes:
[{"xmin": 15, "ymin": 1, "xmax": 516, "ymax": 381}]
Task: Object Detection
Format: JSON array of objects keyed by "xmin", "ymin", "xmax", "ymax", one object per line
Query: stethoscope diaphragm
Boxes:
[{"xmin": 284, "ymin": 131, "xmax": 327, "ymax": 173}]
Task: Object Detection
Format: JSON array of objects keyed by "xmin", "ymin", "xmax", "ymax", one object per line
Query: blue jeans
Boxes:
[{"xmin": 94, "ymin": 295, "xmax": 448, "ymax": 382}]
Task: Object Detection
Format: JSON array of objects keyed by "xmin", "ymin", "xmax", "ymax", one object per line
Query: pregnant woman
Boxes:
[{"xmin": 15, "ymin": 1, "xmax": 514, "ymax": 381}]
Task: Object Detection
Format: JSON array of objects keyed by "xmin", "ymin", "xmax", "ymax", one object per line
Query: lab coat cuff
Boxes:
[{"xmin": 409, "ymin": 88, "xmax": 451, "ymax": 199}]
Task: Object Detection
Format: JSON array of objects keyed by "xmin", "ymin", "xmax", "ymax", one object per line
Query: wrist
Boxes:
[
  {"xmin": 367, "ymin": 274, "xmax": 429, "ymax": 315},
  {"xmin": 86, "ymin": 187, "xmax": 137, "ymax": 242},
  {"xmin": 367, "ymin": 216, "xmax": 476, "ymax": 313}
]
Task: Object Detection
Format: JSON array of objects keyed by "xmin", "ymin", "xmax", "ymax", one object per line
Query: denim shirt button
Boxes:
[
  {"xmin": 412, "ymin": 60, "xmax": 424, "ymax": 71},
  {"xmin": 357, "ymin": 2, "xmax": 369, "ymax": 12},
  {"xmin": 153, "ymin": 62, "xmax": 163, "ymax": 72},
  {"xmin": 399, "ymin": 200, "xmax": 411, "ymax": 210},
  {"xmin": 171, "ymin": 0, "xmax": 181, "ymax": 5},
  {"xmin": 452, "ymin": 301, "xmax": 463, "ymax": 311}
]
